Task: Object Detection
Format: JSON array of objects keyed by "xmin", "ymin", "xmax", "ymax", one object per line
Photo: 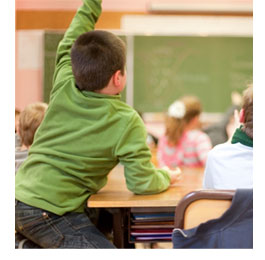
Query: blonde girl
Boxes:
[{"xmin": 157, "ymin": 96, "xmax": 212, "ymax": 168}]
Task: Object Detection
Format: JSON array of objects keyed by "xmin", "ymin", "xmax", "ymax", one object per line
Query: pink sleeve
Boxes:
[
  {"xmin": 195, "ymin": 132, "xmax": 212, "ymax": 165},
  {"xmin": 157, "ymin": 136, "xmax": 167, "ymax": 168}
]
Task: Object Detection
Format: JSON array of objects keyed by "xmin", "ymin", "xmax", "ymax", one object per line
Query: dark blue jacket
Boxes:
[{"xmin": 172, "ymin": 189, "xmax": 253, "ymax": 248}]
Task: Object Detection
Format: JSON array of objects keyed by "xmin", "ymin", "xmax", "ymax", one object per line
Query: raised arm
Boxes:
[{"xmin": 52, "ymin": 0, "xmax": 102, "ymax": 93}]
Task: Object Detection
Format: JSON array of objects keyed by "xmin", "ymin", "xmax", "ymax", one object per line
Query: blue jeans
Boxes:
[{"xmin": 15, "ymin": 200, "xmax": 115, "ymax": 248}]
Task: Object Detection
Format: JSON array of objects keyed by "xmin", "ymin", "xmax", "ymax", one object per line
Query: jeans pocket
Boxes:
[{"xmin": 16, "ymin": 206, "xmax": 64, "ymax": 248}]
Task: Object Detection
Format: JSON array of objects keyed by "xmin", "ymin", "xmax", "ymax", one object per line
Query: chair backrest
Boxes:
[
  {"xmin": 173, "ymin": 189, "xmax": 253, "ymax": 248},
  {"xmin": 174, "ymin": 190, "xmax": 235, "ymax": 229}
]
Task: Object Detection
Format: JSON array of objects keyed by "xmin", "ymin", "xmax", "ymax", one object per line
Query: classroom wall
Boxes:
[
  {"xmin": 16, "ymin": 0, "xmax": 253, "ymax": 12},
  {"xmin": 16, "ymin": 0, "xmax": 253, "ymax": 31},
  {"xmin": 15, "ymin": 0, "xmax": 253, "ymax": 111}
]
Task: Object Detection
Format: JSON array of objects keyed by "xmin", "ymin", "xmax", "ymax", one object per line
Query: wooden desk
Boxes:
[{"xmin": 87, "ymin": 164, "xmax": 204, "ymax": 248}]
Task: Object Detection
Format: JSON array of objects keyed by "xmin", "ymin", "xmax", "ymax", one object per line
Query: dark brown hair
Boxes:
[
  {"xmin": 165, "ymin": 96, "xmax": 202, "ymax": 145},
  {"xmin": 71, "ymin": 30, "xmax": 126, "ymax": 91},
  {"xmin": 242, "ymin": 84, "xmax": 253, "ymax": 139},
  {"xmin": 19, "ymin": 102, "xmax": 48, "ymax": 147}
]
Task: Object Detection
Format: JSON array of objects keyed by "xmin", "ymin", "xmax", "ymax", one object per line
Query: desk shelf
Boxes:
[{"xmin": 128, "ymin": 207, "xmax": 175, "ymax": 243}]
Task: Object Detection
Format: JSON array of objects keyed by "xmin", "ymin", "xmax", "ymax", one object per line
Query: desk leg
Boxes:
[{"xmin": 110, "ymin": 208, "xmax": 134, "ymax": 249}]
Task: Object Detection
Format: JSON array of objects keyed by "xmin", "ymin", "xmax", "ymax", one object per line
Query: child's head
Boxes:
[
  {"xmin": 18, "ymin": 102, "xmax": 48, "ymax": 148},
  {"xmin": 165, "ymin": 96, "xmax": 202, "ymax": 145},
  {"xmin": 71, "ymin": 30, "xmax": 126, "ymax": 92},
  {"xmin": 240, "ymin": 84, "xmax": 253, "ymax": 139},
  {"xmin": 15, "ymin": 108, "xmax": 20, "ymax": 133}
]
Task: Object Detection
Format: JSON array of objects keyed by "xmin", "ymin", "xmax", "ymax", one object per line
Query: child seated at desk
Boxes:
[
  {"xmin": 157, "ymin": 96, "xmax": 212, "ymax": 168},
  {"xmin": 15, "ymin": 102, "xmax": 48, "ymax": 174},
  {"xmin": 15, "ymin": 0, "xmax": 181, "ymax": 249},
  {"xmin": 203, "ymin": 84, "xmax": 253, "ymax": 189}
]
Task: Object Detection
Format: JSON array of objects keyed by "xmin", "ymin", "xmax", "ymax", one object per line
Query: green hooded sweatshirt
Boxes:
[{"xmin": 15, "ymin": 0, "xmax": 170, "ymax": 215}]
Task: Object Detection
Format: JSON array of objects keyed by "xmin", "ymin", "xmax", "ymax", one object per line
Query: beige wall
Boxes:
[{"xmin": 15, "ymin": 0, "xmax": 253, "ymax": 111}]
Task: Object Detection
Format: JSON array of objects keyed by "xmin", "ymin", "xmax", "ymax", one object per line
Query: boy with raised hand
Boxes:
[{"xmin": 15, "ymin": 0, "xmax": 181, "ymax": 248}]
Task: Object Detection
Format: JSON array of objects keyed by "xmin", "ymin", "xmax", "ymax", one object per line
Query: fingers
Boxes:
[{"xmin": 162, "ymin": 166, "xmax": 182, "ymax": 184}]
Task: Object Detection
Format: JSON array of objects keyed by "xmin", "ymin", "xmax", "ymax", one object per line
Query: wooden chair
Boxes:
[
  {"xmin": 173, "ymin": 189, "xmax": 253, "ymax": 248},
  {"xmin": 174, "ymin": 190, "xmax": 235, "ymax": 230}
]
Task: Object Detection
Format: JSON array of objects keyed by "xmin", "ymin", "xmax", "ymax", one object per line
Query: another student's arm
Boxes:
[
  {"xmin": 196, "ymin": 132, "xmax": 212, "ymax": 166},
  {"xmin": 52, "ymin": 0, "xmax": 102, "ymax": 94},
  {"xmin": 115, "ymin": 114, "xmax": 180, "ymax": 194}
]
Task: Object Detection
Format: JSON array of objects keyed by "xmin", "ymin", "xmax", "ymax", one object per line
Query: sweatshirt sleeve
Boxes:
[
  {"xmin": 114, "ymin": 113, "xmax": 171, "ymax": 194},
  {"xmin": 51, "ymin": 0, "xmax": 102, "ymax": 95}
]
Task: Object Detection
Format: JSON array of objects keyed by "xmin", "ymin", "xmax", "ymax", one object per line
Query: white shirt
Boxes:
[{"xmin": 203, "ymin": 142, "xmax": 253, "ymax": 189}]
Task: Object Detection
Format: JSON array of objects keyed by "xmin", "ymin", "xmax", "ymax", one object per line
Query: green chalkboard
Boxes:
[
  {"xmin": 44, "ymin": 32, "xmax": 252, "ymax": 113},
  {"xmin": 133, "ymin": 36, "xmax": 253, "ymax": 113},
  {"xmin": 43, "ymin": 31, "xmax": 127, "ymax": 103}
]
